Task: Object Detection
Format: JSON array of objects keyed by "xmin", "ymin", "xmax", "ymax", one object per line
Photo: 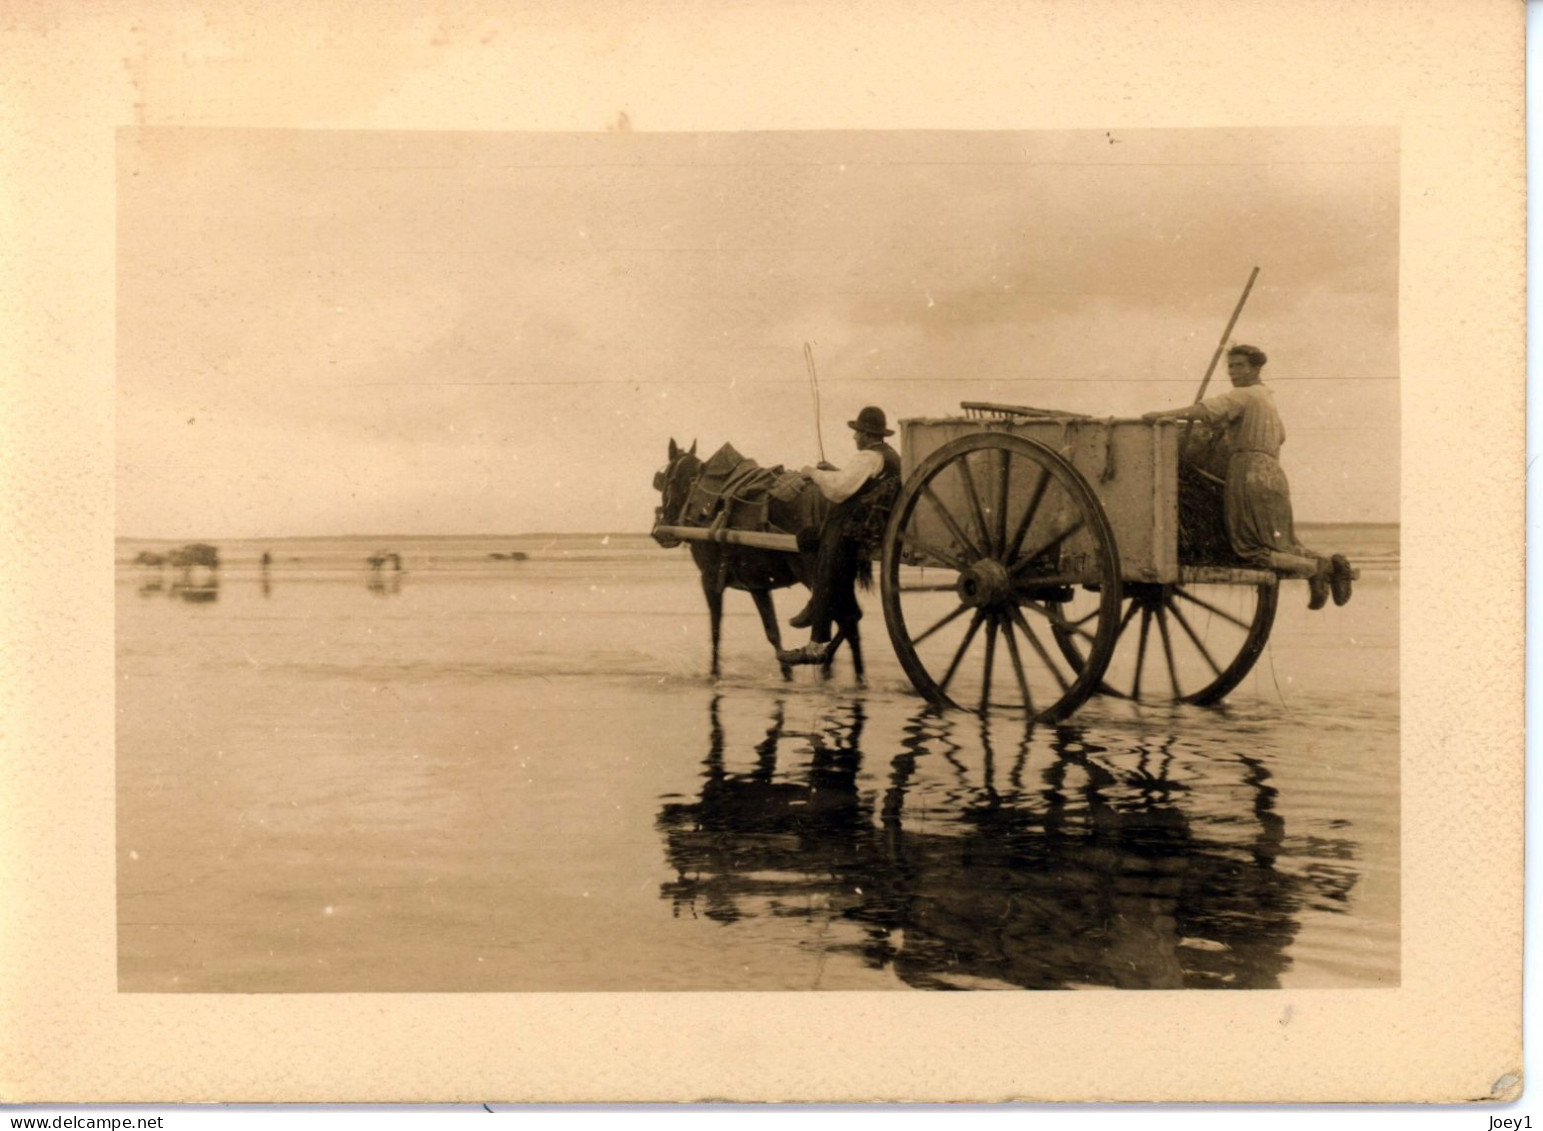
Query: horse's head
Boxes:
[{"xmin": 651, "ymin": 438, "xmax": 701, "ymax": 547}]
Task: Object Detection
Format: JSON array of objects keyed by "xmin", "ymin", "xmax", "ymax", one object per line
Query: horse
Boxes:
[{"xmin": 652, "ymin": 438, "xmax": 865, "ymax": 684}]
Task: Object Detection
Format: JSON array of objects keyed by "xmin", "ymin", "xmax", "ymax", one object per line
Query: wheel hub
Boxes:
[{"xmin": 956, "ymin": 558, "xmax": 1014, "ymax": 609}]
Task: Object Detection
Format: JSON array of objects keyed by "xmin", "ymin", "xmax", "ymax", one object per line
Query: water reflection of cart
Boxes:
[
  {"xmin": 879, "ymin": 404, "xmax": 1292, "ymax": 720},
  {"xmin": 656, "ymin": 697, "xmax": 1351, "ymax": 990}
]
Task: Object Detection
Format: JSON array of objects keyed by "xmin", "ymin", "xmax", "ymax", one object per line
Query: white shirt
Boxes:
[{"xmin": 807, "ymin": 449, "xmax": 884, "ymax": 503}]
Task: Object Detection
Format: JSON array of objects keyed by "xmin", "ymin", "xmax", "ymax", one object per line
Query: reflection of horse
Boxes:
[
  {"xmin": 133, "ymin": 551, "xmax": 166, "ymax": 595},
  {"xmin": 168, "ymin": 578, "xmax": 220, "ymax": 603},
  {"xmin": 653, "ymin": 439, "xmax": 863, "ymax": 682},
  {"xmin": 659, "ymin": 696, "xmax": 870, "ymax": 925},
  {"xmin": 657, "ymin": 700, "xmax": 1360, "ymax": 989}
]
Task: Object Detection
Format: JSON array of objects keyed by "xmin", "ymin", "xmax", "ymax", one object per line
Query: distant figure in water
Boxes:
[
  {"xmin": 1143, "ymin": 345, "xmax": 1353, "ymax": 609},
  {"xmin": 367, "ymin": 550, "xmax": 403, "ymax": 595}
]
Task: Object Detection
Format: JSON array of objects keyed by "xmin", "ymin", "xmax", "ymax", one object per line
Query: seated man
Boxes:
[
  {"xmin": 778, "ymin": 406, "xmax": 902, "ymax": 664},
  {"xmin": 1143, "ymin": 344, "xmax": 1353, "ymax": 609}
]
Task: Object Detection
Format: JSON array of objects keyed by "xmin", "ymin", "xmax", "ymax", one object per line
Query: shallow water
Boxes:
[{"xmin": 116, "ymin": 529, "xmax": 1398, "ymax": 991}]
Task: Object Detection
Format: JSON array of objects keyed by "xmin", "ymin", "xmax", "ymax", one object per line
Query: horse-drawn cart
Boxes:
[
  {"xmin": 880, "ymin": 403, "xmax": 1283, "ymax": 721},
  {"xmin": 655, "ymin": 402, "xmax": 1299, "ymax": 721}
]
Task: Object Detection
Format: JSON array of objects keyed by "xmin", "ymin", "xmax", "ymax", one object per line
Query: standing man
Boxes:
[
  {"xmin": 778, "ymin": 406, "xmax": 903, "ymax": 665},
  {"xmin": 1143, "ymin": 345, "xmax": 1352, "ymax": 609}
]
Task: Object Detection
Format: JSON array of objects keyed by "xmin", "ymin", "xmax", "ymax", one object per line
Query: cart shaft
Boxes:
[{"xmin": 654, "ymin": 524, "xmax": 801, "ymax": 553}]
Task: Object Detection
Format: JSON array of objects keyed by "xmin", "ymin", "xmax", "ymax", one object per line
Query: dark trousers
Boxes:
[{"xmin": 808, "ymin": 529, "xmax": 863, "ymax": 644}]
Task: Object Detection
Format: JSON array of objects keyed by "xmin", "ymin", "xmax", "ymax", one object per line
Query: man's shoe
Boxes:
[
  {"xmin": 1307, "ymin": 566, "xmax": 1330, "ymax": 611},
  {"xmin": 776, "ymin": 642, "xmax": 831, "ymax": 666},
  {"xmin": 788, "ymin": 602, "xmax": 813, "ymax": 629},
  {"xmin": 1330, "ymin": 554, "xmax": 1354, "ymax": 606}
]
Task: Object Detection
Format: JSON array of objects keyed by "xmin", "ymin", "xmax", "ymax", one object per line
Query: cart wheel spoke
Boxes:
[
  {"xmin": 1131, "ymin": 606, "xmax": 1153, "ymax": 699},
  {"xmin": 939, "ymin": 610, "xmax": 987, "ymax": 694},
  {"xmin": 1010, "ymin": 517, "xmax": 1087, "ymax": 578},
  {"xmin": 1004, "ymin": 466, "xmax": 1051, "ymax": 563},
  {"xmin": 999, "ymin": 614, "xmax": 1034, "ymax": 711},
  {"xmin": 923, "ymin": 484, "xmax": 987, "ymax": 563},
  {"xmin": 1165, "ymin": 595, "xmax": 1223, "ymax": 679},
  {"xmin": 979, "ymin": 617, "xmax": 999, "ymax": 711},
  {"xmin": 955, "ymin": 452, "xmax": 994, "ymax": 559},
  {"xmin": 995, "ymin": 447, "xmax": 1012, "ymax": 559},
  {"xmin": 1173, "ymin": 586, "xmax": 1254, "ymax": 631},
  {"xmin": 1156, "ymin": 605, "xmax": 1182, "ymax": 699},
  {"xmin": 1009, "ymin": 603, "xmax": 1072, "ymax": 694},
  {"xmin": 911, "ymin": 600, "xmax": 972, "ymax": 646},
  {"xmin": 898, "ymin": 528, "xmax": 970, "ymax": 574},
  {"xmin": 1115, "ymin": 597, "xmax": 1142, "ymax": 638},
  {"xmin": 1017, "ymin": 597, "xmax": 1099, "ymax": 645}
]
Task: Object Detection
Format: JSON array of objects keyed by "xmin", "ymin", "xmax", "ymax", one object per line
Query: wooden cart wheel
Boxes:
[
  {"xmin": 1048, "ymin": 579, "xmax": 1278, "ymax": 705},
  {"xmin": 880, "ymin": 433, "xmax": 1122, "ymax": 721}
]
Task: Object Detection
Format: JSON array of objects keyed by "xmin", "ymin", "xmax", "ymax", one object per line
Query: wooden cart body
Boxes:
[
  {"xmin": 898, "ymin": 414, "xmax": 1275, "ymax": 587},
  {"xmin": 901, "ymin": 416, "xmax": 1179, "ymax": 584}
]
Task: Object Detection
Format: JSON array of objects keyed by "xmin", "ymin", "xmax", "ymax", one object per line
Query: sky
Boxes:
[{"xmin": 116, "ymin": 126, "xmax": 1398, "ymax": 537}]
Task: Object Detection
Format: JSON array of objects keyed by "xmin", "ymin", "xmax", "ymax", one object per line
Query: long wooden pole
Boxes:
[
  {"xmin": 1193, "ymin": 266, "xmax": 1260, "ymax": 403},
  {"xmin": 654, "ymin": 524, "xmax": 801, "ymax": 552}
]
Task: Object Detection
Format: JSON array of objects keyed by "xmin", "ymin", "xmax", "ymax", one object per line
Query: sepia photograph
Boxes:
[{"xmin": 115, "ymin": 125, "xmax": 1399, "ymax": 993}]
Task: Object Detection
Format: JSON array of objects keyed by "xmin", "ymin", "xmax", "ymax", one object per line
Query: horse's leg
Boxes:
[
  {"xmin": 702, "ymin": 574, "xmax": 724, "ymax": 681},
  {"xmin": 819, "ymin": 626, "xmax": 847, "ymax": 683},
  {"xmin": 750, "ymin": 588, "xmax": 793, "ymax": 682},
  {"xmin": 846, "ymin": 619, "xmax": 865, "ymax": 687}
]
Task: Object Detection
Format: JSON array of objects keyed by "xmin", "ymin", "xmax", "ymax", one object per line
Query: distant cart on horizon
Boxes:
[{"xmin": 657, "ymin": 400, "xmax": 1356, "ymax": 722}]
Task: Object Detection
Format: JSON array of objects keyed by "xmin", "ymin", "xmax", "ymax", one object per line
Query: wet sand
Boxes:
[{"xmin": 116, "ymin": 530, "xmax": 1398, "ymax": 991}]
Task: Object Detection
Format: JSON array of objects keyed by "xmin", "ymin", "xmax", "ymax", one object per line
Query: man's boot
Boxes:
[
  {"xmin": 1330, "ymin": 554, "xmax": 1354, "ymax": 606},
  {"xmin": 1307, "ymin": 563, "xmax": 1330, "ymax": 611},
  {"xmin": 788, "ymin": 601, "xmax": 813, "ymax": 629}
]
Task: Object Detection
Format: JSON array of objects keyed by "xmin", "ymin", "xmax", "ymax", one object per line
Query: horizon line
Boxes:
[
  {"xmin": 115, "ymin": 520, "xmax": 1402, "ymax": 543},
  {"xmin": 114, "ymin": 531, "xmax": 655, "ymax": 543}
]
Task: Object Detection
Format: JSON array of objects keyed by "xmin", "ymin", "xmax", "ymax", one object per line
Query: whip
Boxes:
[{"xmin": 804, "ymin": 341, "xmax": 826, "ymax": 463}]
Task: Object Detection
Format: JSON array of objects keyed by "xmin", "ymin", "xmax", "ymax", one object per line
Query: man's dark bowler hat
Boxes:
[{"xmin": 848, "ymin": 406, "xmax": 894, "ymax": 436}]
